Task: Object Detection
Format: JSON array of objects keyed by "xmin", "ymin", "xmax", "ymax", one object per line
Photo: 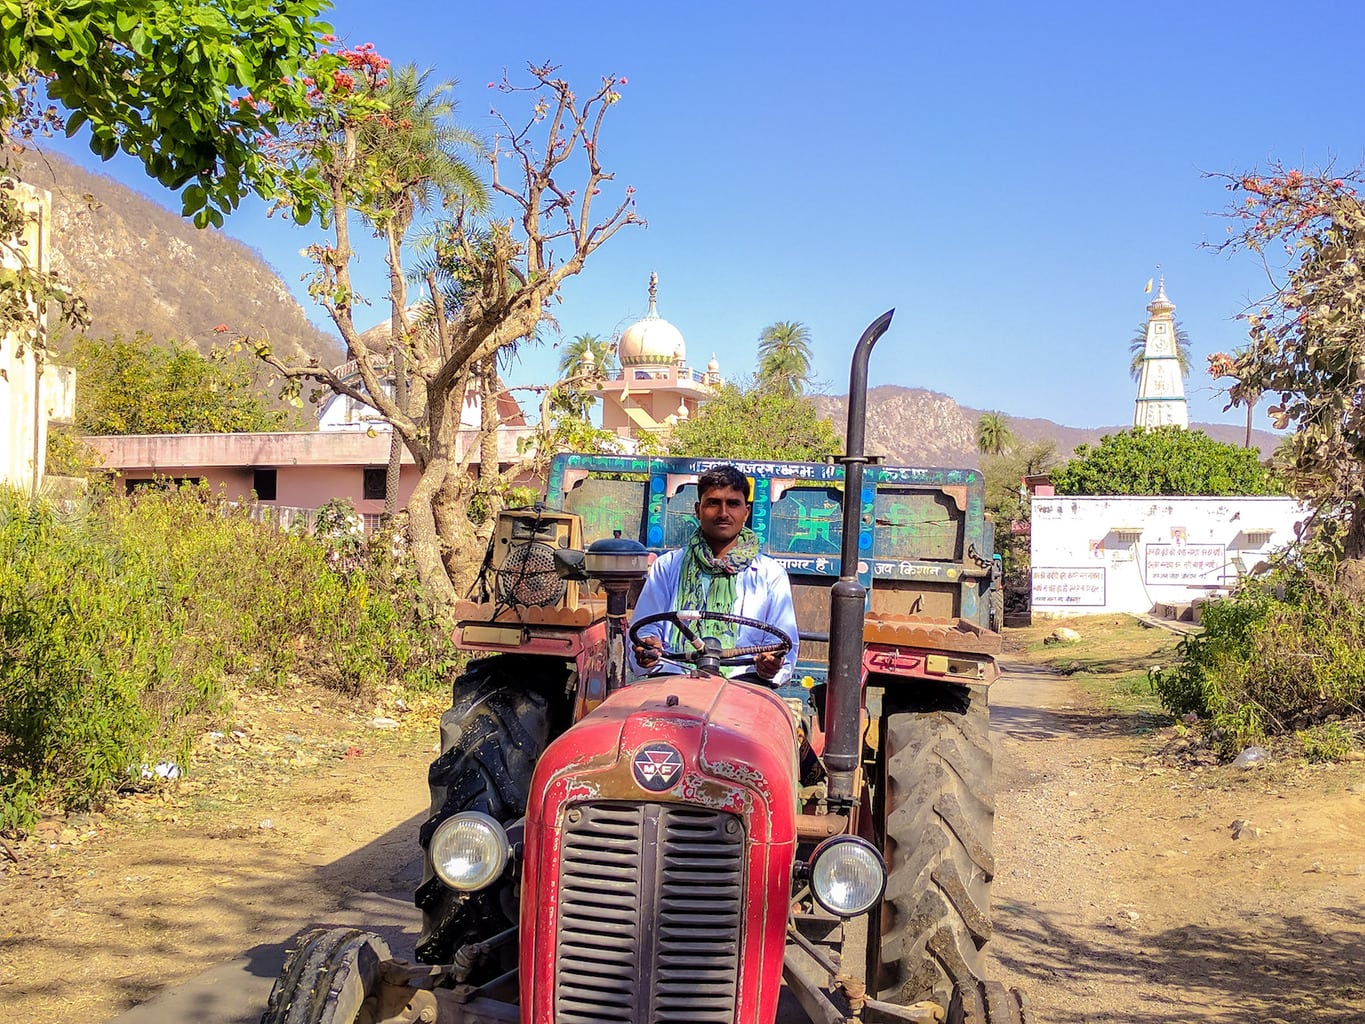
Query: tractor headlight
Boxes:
[
  {"xmin": 808, "ymin": 836, "xmax": 886, "ymax": 917},
  {"xmin": 430, "ymin": 811, "xmax": 510, "ymax": 891}
]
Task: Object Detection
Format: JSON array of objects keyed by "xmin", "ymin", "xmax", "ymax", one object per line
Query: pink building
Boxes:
[
  {"xmin": 87, "ymin": 426, "xmax": 535, "ymax": 529},
  {"xmin": 87, "ymin": 279, "xmax": 727, "ymax": 522},
  {"xmin": 88, "ymin": 353, "xmax": 533, "ymax": 530}
]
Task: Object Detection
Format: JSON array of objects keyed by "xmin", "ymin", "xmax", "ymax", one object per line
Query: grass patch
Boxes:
[{"xmin": 1007, "ymin": 614, "xmax": 1180, "ymax": 715}]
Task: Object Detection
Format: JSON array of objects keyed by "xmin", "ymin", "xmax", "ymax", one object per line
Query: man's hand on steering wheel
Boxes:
[
  {"xmin": 629, "ymin": 610, "xmax": 791, "ymax": 679},
  {"xmin": 752, "ymin": 649, "xmax": 783, "ymax": 681},
  {"xmin": 633, "ymin": 633, "xmax": 663, "ymax": 669}
]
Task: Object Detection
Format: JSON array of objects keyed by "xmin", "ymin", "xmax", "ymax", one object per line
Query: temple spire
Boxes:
[{"xmin": 1133, "ymin": 272, "xmax": 1188, "ymax": 429}]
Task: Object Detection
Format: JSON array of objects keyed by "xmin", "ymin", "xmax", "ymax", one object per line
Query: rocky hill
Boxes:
[
  {"xmin": 17, "ymin": 151, "xmax": 342, "ymax": 366},
  {"xmin": 812, "ymin": 386, "xmax": 1281, "ymax": 468}
]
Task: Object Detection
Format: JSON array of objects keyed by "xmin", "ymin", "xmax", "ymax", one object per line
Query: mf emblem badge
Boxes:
[{"xmin": 632, "ymin": 743, "xmax": 683, "ymax": 792}]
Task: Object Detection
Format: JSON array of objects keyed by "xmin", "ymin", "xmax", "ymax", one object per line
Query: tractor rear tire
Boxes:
[
  {"xmin": 415, "ymin": 655, "xmax": 565, "ymax": 965},
  {"xmin": 875, "ymin": 685, "xmax": 996, "ymax": 1022},
  {"xmin": 261, "ymin": 928, "xmax": 390, "ymax": 1024}
]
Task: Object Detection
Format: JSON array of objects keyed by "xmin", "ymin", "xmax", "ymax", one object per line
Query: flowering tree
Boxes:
[
  {"xmin": 250, "ymin": 58, "xmax": 641, "ymax": 611},
  {"xmin": 1212, "ymin": 165, "xmax": 1365, "ymax": 575},
  {"xmin": 1, "ymin": 0, "xmax": 335, "ymax": 362},
  {"xmin": 1205, "ymin": 350, "xmax": 1260, "ymax": 449}
]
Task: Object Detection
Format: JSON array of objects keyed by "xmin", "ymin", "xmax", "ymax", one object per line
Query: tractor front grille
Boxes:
[{"xmin": 555, "ymin": 801, "xmax": 745, "ymax": 1024}]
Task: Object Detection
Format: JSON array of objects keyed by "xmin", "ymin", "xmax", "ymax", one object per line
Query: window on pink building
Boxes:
[{"xmin": 363, "ymin": 468, "xmax": 386, "ymax": 500}]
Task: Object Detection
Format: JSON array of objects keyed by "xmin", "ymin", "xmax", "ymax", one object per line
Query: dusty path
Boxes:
[
  {"xmin": 987, "ymin": 658, "xmax": 1365, "ymax": 1024},
  {"xmin": 0, "ymin": 691, "xmax": 436, "ymax": 1022}
]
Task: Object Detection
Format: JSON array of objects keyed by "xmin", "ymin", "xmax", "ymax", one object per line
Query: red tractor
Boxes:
[{"xmin": 262, "ymin": 313, "xmax": 1029, "ymax": 1024}]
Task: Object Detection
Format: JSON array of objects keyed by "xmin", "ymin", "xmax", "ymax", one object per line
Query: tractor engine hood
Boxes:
[
  {"xmin": 519, "ymin": 675, "xmax": 802, "ymax": 1024},
  {"xmin": 525, "ymin": 674, "xmax": 800, "ymax": 842}
]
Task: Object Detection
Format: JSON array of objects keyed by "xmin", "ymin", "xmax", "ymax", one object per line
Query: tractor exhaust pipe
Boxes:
[{"xmin": 825, "ymin": 310, "xmax": 894, "ymax": 808}]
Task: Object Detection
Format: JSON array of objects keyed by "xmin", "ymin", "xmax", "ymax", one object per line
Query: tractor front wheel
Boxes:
[{"xmin": 261, "ymin": 928, "xmax": 390, "ymax": 1024}]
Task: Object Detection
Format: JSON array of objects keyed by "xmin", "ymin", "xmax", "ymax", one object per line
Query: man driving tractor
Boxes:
[{"xmin": 628, "ymin": 464, "xmax": 800, "ymax": 685}]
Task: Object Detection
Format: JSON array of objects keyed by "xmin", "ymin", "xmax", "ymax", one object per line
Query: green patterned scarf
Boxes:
[{"xmin": 671, "ymin": 526, "xmax": 760, "ymax": 656}]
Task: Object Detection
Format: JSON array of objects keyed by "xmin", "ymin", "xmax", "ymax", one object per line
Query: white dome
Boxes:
[{"xmin": 618, "ymin": 272, "xmax": 685, "ymax": 367}]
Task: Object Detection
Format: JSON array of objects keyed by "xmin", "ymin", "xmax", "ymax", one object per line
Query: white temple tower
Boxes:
[{"xmin": 1132, "ymin": 276, "xmax": 1189, "ymax": 429}]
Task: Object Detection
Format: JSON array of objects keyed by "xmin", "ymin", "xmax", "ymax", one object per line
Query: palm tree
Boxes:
[
  {"xmin": 362, "ymin": 65, "xmax": 488, "ymax": 233},
  {"xmin": 976, "ymin": 411, "xmax": 1015, "ymax": 457},
  {"xmin": 757, "ymin": 321, "xmax": 813, "ymax": 398},
  {"xmin": 554, "ymin": 333, "xmax": 617, "ymax": 418},
  {"xmin": 558, "ymin": 333, "xmax": 617, "ymax": 378},
  {"xmin": 1208, "ymin": 349, "xmax": 1261, "ymax": 449},
  {"xmin": 1129, "ymin": 319, "xmax": 1192, "ymax": 382},
  {"xmin": 358, "ymin": 65, "xmax": 488, "ymax": 519}
]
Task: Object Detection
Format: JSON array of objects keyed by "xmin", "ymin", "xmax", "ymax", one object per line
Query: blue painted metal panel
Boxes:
[{"xmin": 546, "ymin": 454, "xmax": 995, "ymax": 628}]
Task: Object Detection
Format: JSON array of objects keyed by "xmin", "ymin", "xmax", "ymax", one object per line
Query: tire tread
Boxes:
[{"xmin": 876, "ymin": 689, "xmax": 995, "ymax": 1015}]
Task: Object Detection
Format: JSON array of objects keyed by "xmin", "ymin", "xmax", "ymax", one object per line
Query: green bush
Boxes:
[
  {"xmin": 0, "ymin": 486, "xmax": 455, "ymax": 831},
  {"xmin": 44, "ymin": 426, "xmax": 104, "ymax": 477},
  {"xmin": 1150, "ymin": 561, "xmax": 1365, "ymax": 756}
]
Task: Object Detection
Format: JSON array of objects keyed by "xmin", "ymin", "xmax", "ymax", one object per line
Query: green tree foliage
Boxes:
[
  {"xmin": 756, "ymin": 320, "xmax": 813, "ymax": 398},
  {"xmin": 2, "ymin": 0, "xmax": 336, "ymax": 227},
  {"xmin": 980, "ymin": 439, "xmax": 1056, "ymax": 575},
  {"xmin": 1212, "ymin": 166, "xmax": 1365, "ymax": 565},
  {"xmin": 0, "ymin": 485, "xmax": 456, "ymax": 830},
  {"xmin": 43, "ymin": 426, "xmax": 102, "ymax": 477},
  {"xmin": 558, "ymin": 333, "xmax": 616, "ymax": 377},
  {"xmin": 1, "ymin": 0, "xmax": 336, "ymax": 378},
  {"xmin": 1050, "ymin": 427, "xmax": 1282, "ymax": 497},
  {"xmin": 553, "ymin": 332, "xmax": 617, "ymax": 417},
  {"xmin": 1128, "ymin": 319, "xmax": 1192, "ymax": 381},
  {"xmin": 666, "ymin": 381, "xmax": 841, "ymax": 461},
  {"xmin": 64, "ymin": 333, "xmax": 294, "ymax": 435},
  {"xmin": 975, "ymin": 411, "xmax": 1015, "ymax": 456}
]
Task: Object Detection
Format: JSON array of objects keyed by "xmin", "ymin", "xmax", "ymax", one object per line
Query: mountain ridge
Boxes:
[
  {"xmin": 811, "ymin": 387, "xmax": 1280, "ymax": 468},
  {"xmin": 17, "ymin": 151, "xmax": 343, "ymax": 367}
]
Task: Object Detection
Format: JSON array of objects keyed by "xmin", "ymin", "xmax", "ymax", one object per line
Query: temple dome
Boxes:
[{"xmin": 618, "ymin": 272, "xmax": 685, "ymax": 367}]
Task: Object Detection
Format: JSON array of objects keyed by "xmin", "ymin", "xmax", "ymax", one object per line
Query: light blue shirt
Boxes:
[{"xmin": 628, "ymin": 546, "xmax": 800, "ymax": 685}]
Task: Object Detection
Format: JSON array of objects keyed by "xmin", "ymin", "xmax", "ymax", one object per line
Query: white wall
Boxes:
[
  {"xmin": 0, "ymin": 184, "xmax": 57, "ymax": 494},
  {"xmin": 1029, "ymin": 495, "xmax": 1305, "ymax": 617}
]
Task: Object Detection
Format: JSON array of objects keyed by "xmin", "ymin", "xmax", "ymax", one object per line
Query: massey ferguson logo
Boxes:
[{"xmin": 632, "ymin": 743, "xmax": 683, "ymax": 792}]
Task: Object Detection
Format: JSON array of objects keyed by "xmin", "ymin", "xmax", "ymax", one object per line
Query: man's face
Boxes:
[{"xmin": 696, "ymin": 485, "xmax": 749, "ymax": 549}]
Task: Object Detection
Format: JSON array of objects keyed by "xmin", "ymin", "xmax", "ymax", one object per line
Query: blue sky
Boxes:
[{"xmin": 45, "ymin": 0, "xmax": 1365, "ymax": 429}]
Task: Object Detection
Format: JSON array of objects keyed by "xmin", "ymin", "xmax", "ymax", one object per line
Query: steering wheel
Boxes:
[{"xmin": 629, "ymin": 610, "xmax": 793, "ymax": 676}]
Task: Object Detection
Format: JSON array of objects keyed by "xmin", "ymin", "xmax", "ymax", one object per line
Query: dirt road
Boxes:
[
  {"xmin": 988, "ymin": 658, "xmax": 1365, "ymax": 1023},
  {"xmin": 3, "ymin": 651, "xmax": 1363, "ymax": 1023}
]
